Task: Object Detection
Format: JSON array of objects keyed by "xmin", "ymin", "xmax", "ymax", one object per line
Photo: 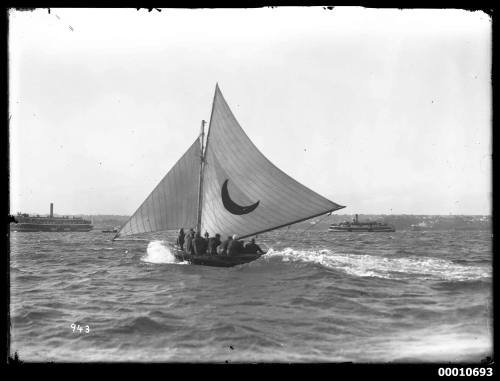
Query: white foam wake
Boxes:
[
  {"xmin": 386, "ymin": 329, "xmax": 492, "ymax": 362},
  {"xmin": 264, "ymin": 248, "xmax": 491, "ymax": 281},
  {"xmin": 141, "ymin": 240, "xmax": 187, "ymax": 264}
]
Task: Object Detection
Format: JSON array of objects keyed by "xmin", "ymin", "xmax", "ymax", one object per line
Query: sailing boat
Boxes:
[{"xmin": 114, "ymin": 84, "xmax": 345, "ymax": 266}]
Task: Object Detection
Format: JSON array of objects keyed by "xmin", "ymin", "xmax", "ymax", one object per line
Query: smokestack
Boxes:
[{"xmin": 50, "ymin": 203, "xmax": 53, "ymax": 218}]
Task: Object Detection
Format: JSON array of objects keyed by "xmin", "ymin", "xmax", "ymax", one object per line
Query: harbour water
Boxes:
[{"xmin": 9, "ymin": 229, "xmax": 492, "ymax": 362}]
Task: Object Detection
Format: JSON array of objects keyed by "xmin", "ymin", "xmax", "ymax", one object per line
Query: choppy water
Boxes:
[{"xmin": 9, "ymin": 229, "xmax": 492, "ymax": 362}]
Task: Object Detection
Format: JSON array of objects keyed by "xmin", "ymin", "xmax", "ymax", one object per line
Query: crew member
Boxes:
[
  {"xmin": 207, "ymin": 233, "xmax": 221, "ymax": 255},
  {"xmin": 176, "ymin": 228, "xmax": 185, "ymax": 250},
  {"xmin": 244, "ymin": 238, "xmax": 264, "ymax": 254},
  {"xmin": 193, "ymin": 232, "xmax": 208, "ymax": 255},
  {"xmin": 218, "ymin": 236, "xmax": 233, "ymax": 255},
  {"xmin": 227, "ymin": 234, "xmax": 244, "ymax": 256},
  {"xmin": 185, "ymin": 230, "xmax": 195, "ymax": 254}
]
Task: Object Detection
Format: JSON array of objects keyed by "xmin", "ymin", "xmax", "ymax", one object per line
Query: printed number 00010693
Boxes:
[{"xmin": 438, "ymin": 368, "xmax": 493, "ymax": 377}]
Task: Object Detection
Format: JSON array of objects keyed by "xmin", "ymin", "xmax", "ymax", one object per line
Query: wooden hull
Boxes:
[{"xmin": 173, "ymin": 248, "xmax": 265, "ymax": 267}]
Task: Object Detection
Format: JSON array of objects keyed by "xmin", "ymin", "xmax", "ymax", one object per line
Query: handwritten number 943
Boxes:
[{"xmin": 70, "ymin": 324, "xmax": 90, "ymax": 333}]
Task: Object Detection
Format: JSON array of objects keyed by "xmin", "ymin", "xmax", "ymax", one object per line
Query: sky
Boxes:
[{"xmin": 9, "ymin": 7, "xmax": 491, "ymax": 216}]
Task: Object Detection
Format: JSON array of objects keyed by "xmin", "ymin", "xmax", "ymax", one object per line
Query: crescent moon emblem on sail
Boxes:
[{"xmin": 221, "ymin": 179, "xmax": 260, "ymax": 215}]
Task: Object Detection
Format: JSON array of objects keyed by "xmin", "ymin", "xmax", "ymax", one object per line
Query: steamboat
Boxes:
[
  {"xmin": 329, "ymin": 214, "xmax": 395, "ymax": 232},
  {"xmin": 10, "ymin": 203, "xmax": 93, "ymax": 232}
]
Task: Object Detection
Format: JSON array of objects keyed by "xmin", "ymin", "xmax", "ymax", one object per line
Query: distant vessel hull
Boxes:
[
  {"xmin": 328, "ymin": 227, "xmax": 396, "ymax": 232},
  {"xmin": 173, "ymin": 248, "xmax": 265, "ymax": 267},
  {"xmin": 328, "ymin": 225, "xmax": 395, "ymax": 232},
  {"xmin": 11, "ymin": 203, "xmax": 93, "ymax": 233},
  {"xmin": 10, "ymin": 223, "xmax": 93, "ymax": 232},
  {"xmin": 329, "ymin": 214, "xmax": 395, "ymax": 232}
]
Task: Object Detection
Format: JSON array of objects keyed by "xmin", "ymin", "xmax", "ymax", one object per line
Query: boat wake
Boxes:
[
  {"xmin": 141, "ymin": 241, "xmax": 187, "ymax": 265},
  {"xmin": 384, "ymin": 329, "xmax": 492, "ymax": 362},
  {"xmin": 263, "ymin": 248, "xmax": 491, "ymax": 281}
]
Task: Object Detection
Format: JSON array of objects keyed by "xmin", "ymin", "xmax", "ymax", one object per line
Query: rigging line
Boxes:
[{"xmin": 238, "ymin": 206, "xmax": 344, "ymax": 240}]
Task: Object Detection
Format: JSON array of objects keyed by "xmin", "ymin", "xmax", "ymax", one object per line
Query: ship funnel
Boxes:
[{"xmin": 50, "ymin": 203, "xmax": 53, "ymax": 218}]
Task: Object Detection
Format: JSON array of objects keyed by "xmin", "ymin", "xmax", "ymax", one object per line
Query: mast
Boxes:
[{"xmin": 196, "ymin": 120, "xmax": 206, "ymax": 233}]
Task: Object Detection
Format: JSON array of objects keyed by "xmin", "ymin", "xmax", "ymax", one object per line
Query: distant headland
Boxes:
[{"xmin": 27, "ymin": 214, "xmax": 489, "ymax": 232}]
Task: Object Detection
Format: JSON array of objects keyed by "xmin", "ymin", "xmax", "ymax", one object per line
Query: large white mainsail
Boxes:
[
  {"xmin": 200, "ymin": 85, "xmax": 344, "ymax": 239},
  {"xmin": 114, "ymin": 138, "xmax": 201, "ymax": 238},
  {"xmin": 115, "ymin": 85, "xmax": 344, "ymax": 240}
]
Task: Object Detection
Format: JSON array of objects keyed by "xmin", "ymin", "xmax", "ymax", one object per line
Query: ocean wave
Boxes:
[
  {"xmin": 88, "ymin": 269, "xmax": 109, "ymax": 276},
  {"xmin": 387, "ymin": 330, "xmax": 492, "ymax": 362},
  {"xmin": 263, "ymin": 248, "xmax": 491, "ymax": 281},
  {"xmin": 111, "ymin": 316, "xmax": 179, "ymax": 334},
  {"xmin": 12, "ymin": 309, "xmax": 64, "ymax": 325},
  {"xmin": 12, "ymin": 273, "xmax": 45, "ymax": 282},
  {"xmin": 9, "ymin": 230, "xmax": 492, "ymax": 362},
  {"xmin": 141, "ymin": 241, "xmax": 188, "ymax": 265}
]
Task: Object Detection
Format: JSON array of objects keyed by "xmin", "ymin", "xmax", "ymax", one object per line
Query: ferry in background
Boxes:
[
  {"xmin": 328, "ymin": 214, "xmax": 395, "ymax": 232},
  {"xmin": 10, "ymin": 203, "xmax": 93, "ymax": 232}
]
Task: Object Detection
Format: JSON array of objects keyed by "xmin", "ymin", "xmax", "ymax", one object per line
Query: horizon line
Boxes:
[{"xmin": 9, "ymin": 212, "xmax": 492, "ymax": 217}]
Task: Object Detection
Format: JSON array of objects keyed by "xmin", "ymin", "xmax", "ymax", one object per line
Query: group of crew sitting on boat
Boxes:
[{"xmin": 176, "ymin": 228, "xmax": 264, "ymax": 256}]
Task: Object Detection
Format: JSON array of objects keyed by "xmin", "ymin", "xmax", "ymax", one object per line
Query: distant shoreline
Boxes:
[
  {"xmin": 10, "ymin": 213, "xmax": 492, "ymax": 217},
  {"xmin": 10, "ymin": 214, "xmax": 491, "ymax": 232}
]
